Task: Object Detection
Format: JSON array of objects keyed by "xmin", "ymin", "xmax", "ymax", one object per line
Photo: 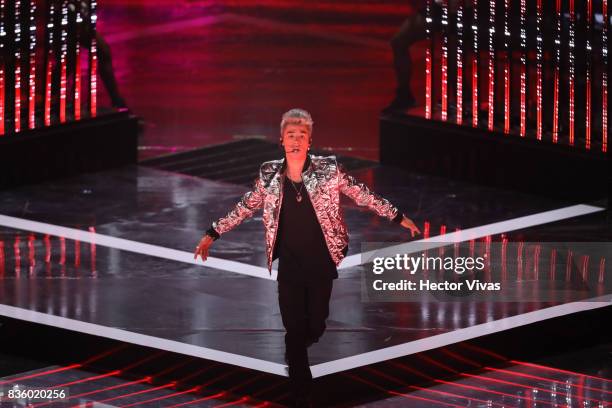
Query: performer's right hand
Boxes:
[{"xmin": 194, "ymin": 235, "xmax": 214, "ymax": 262}]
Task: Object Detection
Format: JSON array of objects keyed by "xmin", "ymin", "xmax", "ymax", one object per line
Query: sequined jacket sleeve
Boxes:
[
  {"xmin": 206, "ymin": 175, "xmax": 266, "ymax": 239},
  {"xmin": 337, "ymin": 163, "xmax": 403, "ymax": 223}
]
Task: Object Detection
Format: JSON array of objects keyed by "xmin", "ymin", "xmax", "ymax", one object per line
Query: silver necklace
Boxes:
[{"xmin": 288, "ymin": 176, "xmax": 304, "ymax": 202}]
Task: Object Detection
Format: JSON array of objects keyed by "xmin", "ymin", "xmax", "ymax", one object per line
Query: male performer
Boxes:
[{"xmin": 194, "ymin": 109, "xmax": 420, "ymax": 407}]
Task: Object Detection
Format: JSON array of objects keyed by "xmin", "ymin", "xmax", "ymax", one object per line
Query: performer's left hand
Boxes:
[{"xmin": 400, "ymin": 216, "xmax": 421, "ymax": 237}]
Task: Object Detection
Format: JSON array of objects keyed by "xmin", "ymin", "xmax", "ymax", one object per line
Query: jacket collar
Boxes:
[{"xmin": 279, "ymin": 153, "xmax": 312, "ymax": 175}]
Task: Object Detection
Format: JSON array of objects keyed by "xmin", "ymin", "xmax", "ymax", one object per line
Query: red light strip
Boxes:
[
  {"xmin": 581, "ymin": 254, "xmax": 589, "ymax": 281},
  {"xmin": 441, "ymin": 0, "xmax": 449, "ymax": 121},
  {"xmin": 214, "ymin": 396, "xmax": 250, "ymax": 408},
  {"xmin": 517, "ymin": 240, "xmax": 525, "ymax": 281},
  {"xmin": 31, "ymin": 377, "xmax": 152, "ymax": 408},
  {"xmin": 385, "ymin": 365, "xmax": 534, "ymax": 408},
  {"xmin": 227, "ymin": 373, "xmax": 264, "ymax": 394},
  {"xmin": 0, "ymin": 0, "xmax": 5, "ymax": 135},
  {"xmin": 14, "ymin": 0, "xmax": 22, "ymax": 133},
  {"xmin": 27, "ymin": 233, "xmax": 35, "ymax": 270},
  {"xmin": 519, "ymin": 0, "xmax": 526, "ymax": 136},
  {"xmin": 458, "ymin": 342, "xmax": 507, "ymax": 361},
  {"xmin": 120, "ymin": 350, "xmax": 166, "ymax": 372},
  {"xmin": 456, "ymin": 0, "xmax": 464, "ymax": 124},
  {"xmin": 486, "ymin": 0, "xmax": 495, "ymax": 131},
  {"xmin": 88, "ymin": 226, "xmax": 96, "ymax": 273},
  {"xmin": 14, "ymin": 235, "xmax": 21, "ymax": 274},
  {"xmin": 89, "ymin": 0, "xmax": 97, "ymax": 117},
  {"xmin": 552, "ymin": 0, "xmax": 561, "ymax": 143},
  {"xmin": 440, "ymin": 348, "xmax": 482, "ymax": 368},
  {"xmin": 434, "ymin": 377, "xmax": 562, "ymax": 406},
  {"xmin": 598, "ymin": 257, "xmax": 605, "ymax": 283},
  {"xmin": 418, "ymin": 354, "xmax": 458, "ymax": 374},
  {"xmin": 365, "ymin": 367, "xmax": 501, "ymax": 406},
  {"xmin": 602, "ymin": 0, "xmax": 608, "ymax": 152},
  {"xmin": 81, "ymin": 343, "xmax": 130, "ymax": 366},
  {"xmin": 501, "ymin": 236, "xmax": 508, "ymax": 280},
  {"xmin": 402, "ymin": 357, "xmax": 568, "ymax": 405},
  {"xmin": 389, "ymin": 360, "xmax": 435, "ymax": 381},
  {"xmin": 120, "ymin": 386, "xmax": 201, "ymax": 408},
  {"xmin": 251, "ymin": 378, "xmax": 285, "ymax": 399},
  {"xmin": 50, "ymin": 370, "xmax": 122, "ymax": 388},
  {"xmin": 585, "ymin": 0, "xmax": 593, "ymax": 149},
  {"xmin": 0, "ymin": 66, "xmax": 4, "ymax": 135},
  {"xmin": 74, "ymin": 234, "xmax": 81, "ymax": 267},
  {"xmin": 0, "ymin": 364, "xmax": 82, "ymax": 385},
  {"xmin": 425, "ymin": 0, "xmax": 433, "ymax": 119},
  {"xmin": 460, "ymin": 372, "xmax": 609, "ymax": 404},
  {"xmin": 347, "ymin": 373, "xmax": 464, "ymax": 408},
  {"xmin": 510, "ymin": 360, "xmax": 612, "ymax": 383},
  {"xmin": 164, "ymin": 392, "xmax": 226, "ymax": 408},
  {"xmin": 44, "ymin": 234, "xmax": 51, "ymax": 262},
  {"xmin": 44, "ymin": 1, "xmax": 55, "ymax": 127},
  {"xmin": 484, "ymin": 366, "xmax": 612, "ymax": 395},
  {"xmin": 92, "ymin": 381, "xmax": 176, "ymax": 404},
  {"xmin": 471, "ymin": 0, "xmax": 479, "ymax": 127},
  {"xmin": 536, "ymin": 245, "xmax": 544, "ymax": 280},
  {"xmin": 503, "ymin": 0, "xmax": 510, "ymax": 133},
  {"xmin": 74, "ymin": 9, "xmax": 82, "ymax": 120},
  {"xmin": 59, "ymin": 236, "xmax": 66, "ymax": 265},
  {"xmin": 27, "ymin": 0, "xmax": 35, "ymax": 129},
  {"xmin": 173, "ymin": 363, "xmax": 218, "ymax": 384},
  {"xmin": 568, "ymin": 0, "xmax": 576, "ymax": 145},
  {"xmin": 549, "ymin": 248, "xmax": 557, "ymax": 280},
  {"xmin": 141, "ymin": 361, "xmax": 191, "ymax": 385},
  {"xmin": 0, "ymin": 240, "xmax": 5, "ymax": 276},
  {"xmin": 388, "ymin": 389, "xmax": 464, "ymax": 407},
  {"xmin": 59, "ymin": 1, "xmax": 68, "ymax": 123},
  {"xmin": 535, "ymin": 0, "xmax": 543, "ymax": 140}
]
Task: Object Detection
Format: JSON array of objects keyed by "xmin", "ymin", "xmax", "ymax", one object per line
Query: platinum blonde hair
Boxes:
[{"xmin": 280, "ymin": 108, "xmax": 314, "ymax": 136}]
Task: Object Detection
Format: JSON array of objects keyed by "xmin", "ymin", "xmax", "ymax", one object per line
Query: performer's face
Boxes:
[{"xmin": 281, "ymin": 124, "xmax": 311, "ymax": 158}]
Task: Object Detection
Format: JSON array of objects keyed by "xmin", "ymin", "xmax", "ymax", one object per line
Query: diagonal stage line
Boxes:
[
  {"xmin": 0, "ymin": 203, "xmax": 605, "ymax": 279},
  {"xmin": 0, "ymin": 214, "xmax": 273, "ymax": 280},
  {"xmin": 339, "ymin": 203, "xmax": 605, "ymax": 269},
  {"xmin": 0, "ymin": 204, "xmax": 608, "ymax": 378},
  {"xmin": 310, "ymin": 295, "xmax": 612, "ymax": 378},
  {"xmin": 0, "ymin": 304, "xmax": 288, "ymax": 377}
]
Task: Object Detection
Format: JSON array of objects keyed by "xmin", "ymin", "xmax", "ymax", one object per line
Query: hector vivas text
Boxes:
[{"xmin": 370, "ymin": 253, "xmax": 501, "ymax": 292}]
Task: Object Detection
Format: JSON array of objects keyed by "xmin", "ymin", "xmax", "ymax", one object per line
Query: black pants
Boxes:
[{"xmin": 277, "ymin": 279, "xmax": 334, "ymax": 398}]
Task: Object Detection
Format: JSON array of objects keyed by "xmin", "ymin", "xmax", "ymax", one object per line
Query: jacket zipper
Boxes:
[{"xmin": 269, "ymin": 170, "xmax": 285, "ymax": 273}]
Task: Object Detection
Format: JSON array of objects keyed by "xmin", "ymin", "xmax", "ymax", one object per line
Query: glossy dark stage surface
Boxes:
[
  {"xmin": 0, "ymin": 162, "xmax": 609, "ymax": 371},
  {"xmin": 0, "ymin": 162, "xmax": 610, "ymax": 407},
  {"xmin": 0, "ymin": 0, "xmax": 611, "ymax": 406}
]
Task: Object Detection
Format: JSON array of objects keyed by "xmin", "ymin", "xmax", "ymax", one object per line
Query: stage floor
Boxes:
[
  {"xmin": 0, "ymin": 163, "xmax": 609, "ymax": 380},
  {"xmin": 2, "ymin": 343, "xmax": 610, "ymax": 407}
]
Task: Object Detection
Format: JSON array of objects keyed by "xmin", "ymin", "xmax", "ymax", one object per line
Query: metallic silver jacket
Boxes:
[{"xmin": 211, "ymin": 154, "xmax": 401, "ymax": 274}]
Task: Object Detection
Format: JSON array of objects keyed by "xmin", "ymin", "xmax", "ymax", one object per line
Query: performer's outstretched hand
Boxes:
[
  {"xmin": 194, "ymin": 235, "xmax": 214, "ymax": 262},
  {"xmin": 400, "ymin": 215, "xmax": 421, "ymax": 237}
]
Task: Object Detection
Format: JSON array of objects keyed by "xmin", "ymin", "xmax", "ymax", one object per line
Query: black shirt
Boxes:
[{"xmin": 274, "ymin": 176, "xmax": 338, "ymax": 283}]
